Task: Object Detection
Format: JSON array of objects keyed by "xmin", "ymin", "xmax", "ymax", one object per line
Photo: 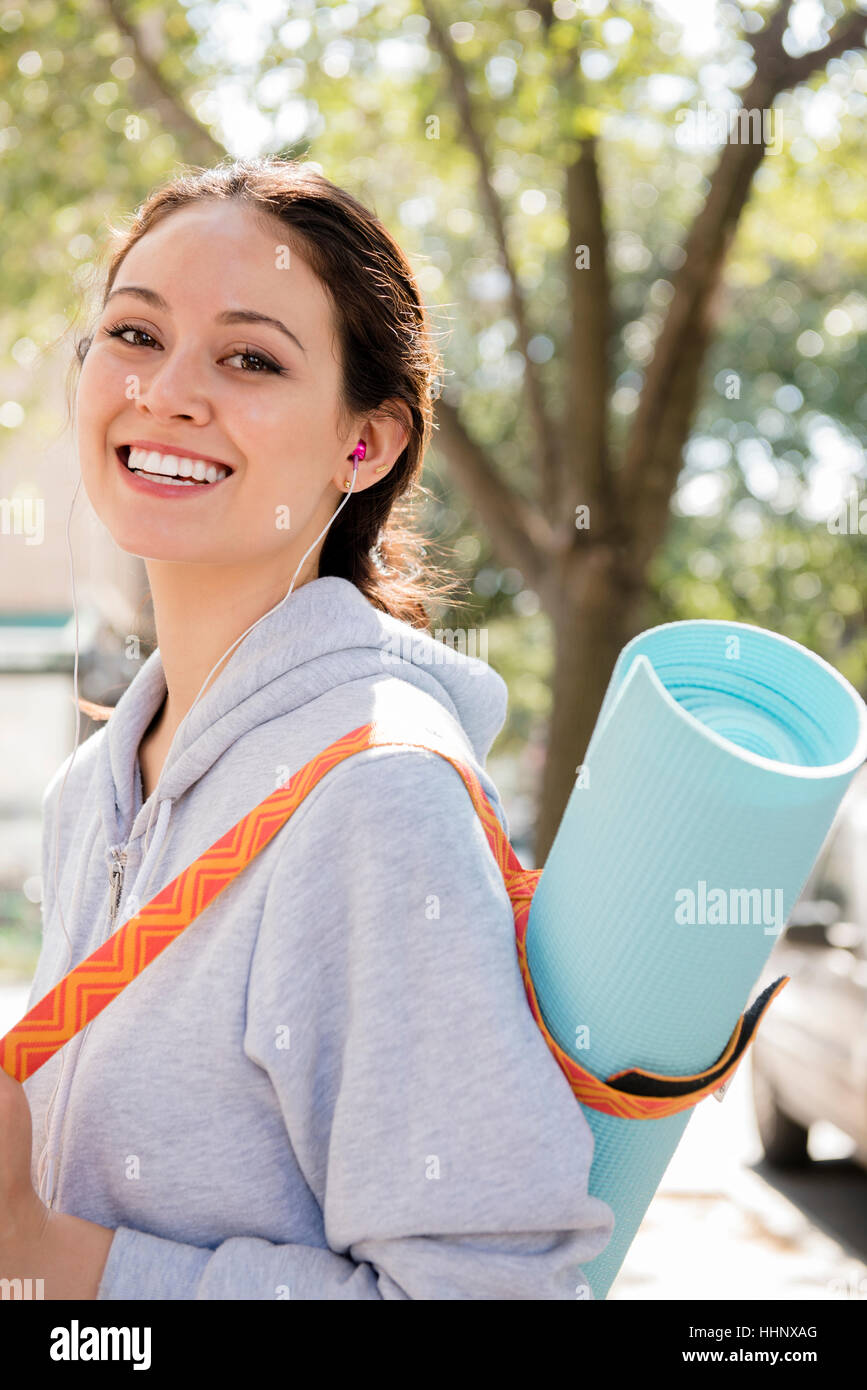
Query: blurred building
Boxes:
[{"xmin": 0, "ymin": 351, "xmax": 150, "ymax": 898}]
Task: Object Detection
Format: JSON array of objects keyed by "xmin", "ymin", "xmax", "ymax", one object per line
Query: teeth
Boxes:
[
  {"xmin": 126, "ymin": 447, "xmax": 229, "ymax": 482},
  {"xmin": 135, "ymin": 470, "xmax": 197, "ymax": 486}
]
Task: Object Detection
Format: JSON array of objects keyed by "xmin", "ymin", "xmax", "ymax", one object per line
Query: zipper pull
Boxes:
[{"xmin": 108, "ymin": 850, "xmax": 127, "ymax": 926}]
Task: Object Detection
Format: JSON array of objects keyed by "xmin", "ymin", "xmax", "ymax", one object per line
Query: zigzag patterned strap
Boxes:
[
  {"xmin": 2, "ymin": 722, "xmax": 427, "ymax": 1083},
  {"xmin": 1, "ymin": 721, "xmax": 787, "ymax": 1119},
  {"xmin": 471, "ymin": 791, "xmax": 790, "ymax": 1119}
]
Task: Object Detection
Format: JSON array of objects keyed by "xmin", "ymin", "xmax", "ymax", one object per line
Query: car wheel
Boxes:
[{"xmin": 750, "ymin": 1051, "xmax": 810, "ymax": 1168}]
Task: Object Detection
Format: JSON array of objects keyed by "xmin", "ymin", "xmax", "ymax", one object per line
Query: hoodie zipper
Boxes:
[
  {"xmin": 43, "ymin": 844, "xmax": 129, "ymax": 1210},
  {"xmin": 108, "ymin": 847, "xmax": 127, "ymax": 927}
]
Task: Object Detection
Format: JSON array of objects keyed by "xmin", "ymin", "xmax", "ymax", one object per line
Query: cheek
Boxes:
[
  {"xmin": 234, "ymin": 396, "xmax": 288, "ymax": 446},
  {"xmin": 77, "ymin": 353, "xmax": 123, "ymax": 432}
]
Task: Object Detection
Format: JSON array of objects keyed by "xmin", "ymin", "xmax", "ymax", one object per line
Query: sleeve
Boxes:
[
  {"xmin": 96, "ymin": 748, "xmax": 615, "ymax": 1300},
  {"xmin": 35, "ymin": 741, "xmax": 90, "ymax": 958},
  {"xmin": 38, "ymin": 777, "xmax": 59, "ymax": 940},
  {"xmin": 26, "ymin": 768, "xmax": 67, "ymax": 1012}
]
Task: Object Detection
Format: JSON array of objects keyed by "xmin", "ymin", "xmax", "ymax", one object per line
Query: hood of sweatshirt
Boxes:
[{"xmin": 87, "ymin": 574, "xmax": 509, "ymax": 915}]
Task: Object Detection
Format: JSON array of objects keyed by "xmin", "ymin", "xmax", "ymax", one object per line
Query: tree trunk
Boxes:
[{"xmin": 534, "ymin": 547, "xmax": 646, "ymax": 865}]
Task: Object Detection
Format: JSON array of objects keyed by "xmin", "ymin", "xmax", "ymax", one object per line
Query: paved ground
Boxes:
[
  {"xmin": 2, "ymin": 981, "xmax": 864, "ymax": 1300},
  {"xmin": 607, "ymin": 1050, "xmax": 867, "ymax": 1301}
]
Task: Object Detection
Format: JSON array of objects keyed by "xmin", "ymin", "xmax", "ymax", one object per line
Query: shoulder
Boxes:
[
  {"xmin": 283, "ymin": 745, "xmax": 491, "ymax": 839},
  {"xmin": 42, "ymin": 723, "xmax": 107, "ymax": 817},
  {"xmin": 260, "ymin": 744, "xmax": 512, "ymax": 931},
  {"xmin": 251, "ymin": 742, "xmax": 518, "ymax": 994},
  {"xmin": 258, "ymin": 677, "xmax": 511, "ymax": 838}
]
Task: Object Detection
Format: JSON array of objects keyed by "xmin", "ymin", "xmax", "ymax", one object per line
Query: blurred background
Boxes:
[{"xmin": 1, "ymin": 0, "xmax": 865, "ymax": 1298}]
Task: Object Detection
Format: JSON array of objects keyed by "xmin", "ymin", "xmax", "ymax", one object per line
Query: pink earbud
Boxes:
[{"xmin": 352, "ymin": 440, "xmax": 366, "ymax": 469}]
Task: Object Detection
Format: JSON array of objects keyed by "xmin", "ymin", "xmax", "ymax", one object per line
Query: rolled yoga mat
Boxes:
[{"xmin": 526, "ymin": 619, "xmax": 867, "ymax": 1299}]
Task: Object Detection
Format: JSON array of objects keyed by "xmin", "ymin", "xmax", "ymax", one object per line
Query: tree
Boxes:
[
  {"xmin": 420, "ymin": 0, "xmax": 867, "ymax": 858},
  {"xmin": 3, "ymin": 0, "xmax": 865, "ymax": 864}
]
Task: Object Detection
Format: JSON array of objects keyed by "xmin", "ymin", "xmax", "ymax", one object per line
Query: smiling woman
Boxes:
[
  {"xmin": 64, "ymin": 159, "xmax": 480, "ymax": 771},
  {"xmin": 11, "ymin": 156, "xmax": 616, "ymax": 1303},
  {"xmin": 69, "ymin": 161, "xmax": 464, "ymax": 651}
]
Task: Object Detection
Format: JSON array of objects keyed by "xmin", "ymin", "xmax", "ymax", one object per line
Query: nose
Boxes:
[{"xmin": 132, "ymin": 346, "xmax": 212, "ymax": 424}]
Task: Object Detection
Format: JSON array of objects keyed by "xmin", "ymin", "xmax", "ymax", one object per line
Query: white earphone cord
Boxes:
[{"xmin": 38, "ymin": 457, "xmax": 361, "ymax": 1208}]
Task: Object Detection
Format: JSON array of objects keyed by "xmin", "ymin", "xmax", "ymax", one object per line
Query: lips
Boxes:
[
  {"xmin": 115, "ymin": 446, "xmax": 233, "ymax": 498},
  {"xmin": 117, "ymin": 445, "xmax": 228, "ymax": 477},
  {"xmin": 119, "ymin": 441, "xmax": 236, "ymax": 471}
]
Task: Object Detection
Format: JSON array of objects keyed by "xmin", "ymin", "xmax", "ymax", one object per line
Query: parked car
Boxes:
[{"xmin": 751, "ymin": 764, "xmax": 867, "ymax": 1169}]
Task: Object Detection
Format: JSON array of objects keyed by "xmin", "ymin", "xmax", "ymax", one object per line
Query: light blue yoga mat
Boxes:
[{"xmin": 526, "ymin": 619, "xmax": 867, "ymax": 1299}]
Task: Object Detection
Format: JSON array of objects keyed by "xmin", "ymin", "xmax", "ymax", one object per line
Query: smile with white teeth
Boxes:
[{"xmin": 123, "ymin": 447, "xmax": 230, "ymax": 486}]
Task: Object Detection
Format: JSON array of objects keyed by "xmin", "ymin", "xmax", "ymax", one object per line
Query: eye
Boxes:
[
  {"xmin": 101, "ymin": 324, "xmax": 286, "ymax": 376},
  {"xmin": 104, "ymin": 322, "xmax": 158, "ymax": 348},
  {"xmin": 222, "ymin": 349, "xmax": 287, "ymax": 376}
]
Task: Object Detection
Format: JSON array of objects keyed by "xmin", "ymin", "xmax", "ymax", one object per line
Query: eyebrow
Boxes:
[{"xmin": 103, "ymin": 285, "xmax": 307, "ymax": 355}]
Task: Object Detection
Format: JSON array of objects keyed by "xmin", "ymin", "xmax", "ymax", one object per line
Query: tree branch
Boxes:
[
  {"xmin": 432, "ymin": 396, "xmax": 553, "ymax": 594},
  {"xmin": 101, "ymin": 0, "xmax": 226, "ymax": 165},
  {"xmin": 526, "ymin": 0, "xmax": 555, "ymax": 29},
  {"xmin": 527, "ymin": 17, "xmax": 617, "ymax": 547},
  {"xmin": 621, "ymin": 0, "xmax": 867, "ymax": 576},
  {"xmin": 755, "ymin": 4, "xmax": 867, "ymax": 90},
  {"xmin": 563, "ymin": 138, "xmax": 616, "ymax": 538},
  {"xmin": 420, "ymin": 0, "xmax": 562, "ymax": 521}
]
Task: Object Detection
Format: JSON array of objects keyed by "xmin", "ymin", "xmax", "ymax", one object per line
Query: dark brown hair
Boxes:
[{"xmin": 67, "ymin": 155, "xmax": 472, "ymax": 718}]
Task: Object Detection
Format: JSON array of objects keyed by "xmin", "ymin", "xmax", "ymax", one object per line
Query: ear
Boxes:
[
  {"xmin": 368, "ymin": 400, "xmax": 412, "ymax": 464},
  {"xmin": 333, "ymin": 403, "xmax": 412, "ymax": 494}
]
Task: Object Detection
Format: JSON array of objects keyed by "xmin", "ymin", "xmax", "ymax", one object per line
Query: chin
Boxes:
[
  {"xmin": 93, "ymin": 501, "xmax": 211, "ymax": 560},
  {"xmin": 110, "ymin": 529, "xmax": 224, "ymax": 562}
]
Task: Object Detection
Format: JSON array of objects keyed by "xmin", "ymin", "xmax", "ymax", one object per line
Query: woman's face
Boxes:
[{"xmin": 76, "ymin": 199, "xmax": 360, "ymax": 567}]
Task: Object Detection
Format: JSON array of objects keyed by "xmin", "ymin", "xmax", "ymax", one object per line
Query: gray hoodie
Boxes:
[{"xmin": 23, "ymin": 574, "xmax": 614, "ymax": 1300}]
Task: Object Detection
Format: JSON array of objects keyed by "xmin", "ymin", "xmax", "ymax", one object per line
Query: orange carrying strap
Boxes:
[{"xmin": 0, "ymin": 722, "xmax": 788, "ymax": 1113}]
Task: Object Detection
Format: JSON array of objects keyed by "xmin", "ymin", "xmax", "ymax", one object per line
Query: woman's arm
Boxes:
[
  {"xmin": 92, "ymin": 748, "xmax": 614, "ymax": 1301},
  {"xmin": 0, "ymin": 1064, "xmax": 114, "ymax": 1300},
  {"xmin": 18, "ymin": 1206, "xmax": 115, "ymax": 1300}
]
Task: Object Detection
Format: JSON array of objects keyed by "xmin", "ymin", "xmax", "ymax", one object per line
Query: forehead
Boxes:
[{"xmin": 113, "ymin": 199, "xmax": 334, "ymax": 347}]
